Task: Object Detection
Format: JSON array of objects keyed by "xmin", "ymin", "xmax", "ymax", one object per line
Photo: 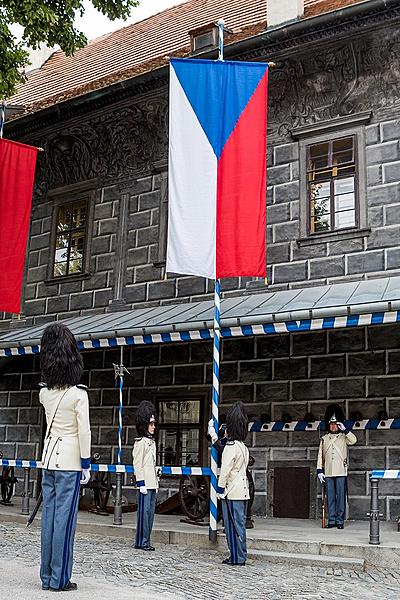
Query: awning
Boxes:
[{"xmin": 1, "ymin": 275, "xmax": 400, "ymax": 356}]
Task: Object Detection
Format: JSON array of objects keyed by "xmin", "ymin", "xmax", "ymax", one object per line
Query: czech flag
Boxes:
[{"xmin": 167, "ymin": 58, "xmax": 268, "ymax": 280}]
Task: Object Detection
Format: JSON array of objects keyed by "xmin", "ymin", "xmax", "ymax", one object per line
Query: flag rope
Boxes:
[{"xmin": 209, "ymin": 278, "xmax": 221, "ymax": 542}]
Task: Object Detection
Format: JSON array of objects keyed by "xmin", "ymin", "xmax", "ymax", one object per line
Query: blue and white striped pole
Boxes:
[
  {"xmin": 209, "ymin": 278, "xmax": 221, "ymax": 542},
  {"xmin": 209, "ymin": 18, "xmax": 224, "ymax": 543},
  {"xmin": 113, "ymin": 346, "xmax": 128, "ymax": 525},
  {"xmin": 117, "ymin": 348, "xmax": 124, "ymax": 465}
]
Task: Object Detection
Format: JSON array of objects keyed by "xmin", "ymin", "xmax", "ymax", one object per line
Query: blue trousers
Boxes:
[
  {"xmin": 221, "ymin": 499, "xmax": 247, "ymax": 565},
  {"xmin": 40, "ymin": 470, "xmax": 81, "ymax": 590},
  {"xmin": 326, "ymin": 476, "xmax": 346, "ymax": 525},
  {"xmin": 135, "ymin": 489, "xmax": 156, "ymax": 548}
]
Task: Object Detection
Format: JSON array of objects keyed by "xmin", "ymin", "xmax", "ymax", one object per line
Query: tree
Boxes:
[{"xmin": 0, "ymin": 1, "xmax": 139, "ymax": 99}]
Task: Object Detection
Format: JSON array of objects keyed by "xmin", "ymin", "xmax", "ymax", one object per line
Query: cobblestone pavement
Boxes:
[{"xmin": 1, "ymin": 523, "xmax": 400, "ymax": 599}]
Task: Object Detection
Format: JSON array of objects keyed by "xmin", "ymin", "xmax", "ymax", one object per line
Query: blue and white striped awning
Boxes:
[{"xmin": 1, "ymin": 276, "xmax": 400, "ymax": 356}]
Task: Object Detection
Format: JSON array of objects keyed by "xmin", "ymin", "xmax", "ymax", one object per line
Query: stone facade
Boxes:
[
  {"xmin": 2, "ymin": 11, "xmax": 400, "ymax": 519},
  {"xmin": 2, "ymin": 324, "xmax": 400, "ymax": 519}
]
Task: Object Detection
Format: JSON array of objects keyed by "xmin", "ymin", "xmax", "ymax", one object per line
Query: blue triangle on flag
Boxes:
[{"xmin": 171, "ymin": 58, "xmax": 267, "ymax": 159}]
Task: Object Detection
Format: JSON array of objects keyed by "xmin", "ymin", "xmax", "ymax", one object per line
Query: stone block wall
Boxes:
[
  {"xmin": 8, "ymin": 113, "xmax": 397, "ymax": 328},
  {"xmin": 1, "ymin": 324, "xmax": 400, "ymax": 519}
]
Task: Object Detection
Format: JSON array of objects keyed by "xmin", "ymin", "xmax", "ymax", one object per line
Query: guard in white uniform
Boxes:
[
  {"xmin": 213, "ymin": 401, "xmax": 249, "ymax": 566},
  {"xmin": 39, "ymin": 323, "xmax": 91, "ymax": 592},
  {"xmin": 317, "ymin": 404, "xmax": 356, "ymax": 529},
  {"xmin": 133, "ymin": 401, "xmax": 158, "ymax": 551}
]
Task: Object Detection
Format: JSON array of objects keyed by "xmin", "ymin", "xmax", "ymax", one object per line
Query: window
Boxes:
[
  {"xmin": 189, "ymin": 24, "xmax": 218, "ymax": 53},
  {"xmin": 307, "ymin": 136, "xmax": 357, "ymax": 234},
  {"xmin": 157, "ymin": 397, "xmax": 203, "ymax": 466},
  {"xmin": 53, "ymin": 200, "xmax": 88, "ymax": 277},
  {"xmin": 293, "ymin": 113, "xmax": 370, "ymax": 244}
]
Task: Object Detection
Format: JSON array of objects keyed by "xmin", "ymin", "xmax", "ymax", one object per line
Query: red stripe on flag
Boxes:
[
  {"xmin": 216, "ymin": 70, "xmax": 268, "ymax": 279},
  {"xmin": 0, "ymin": 139, "xmax": 38, "ymax": 313}
]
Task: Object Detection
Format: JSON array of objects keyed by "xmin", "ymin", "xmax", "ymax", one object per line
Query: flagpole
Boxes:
[
  {"xmin": 0, "ymin": 101, "xmax": 6, "ymax": 138},
  {"xmin": 209, "ymin": 18, "xmax": 225, "ymax": 544}
]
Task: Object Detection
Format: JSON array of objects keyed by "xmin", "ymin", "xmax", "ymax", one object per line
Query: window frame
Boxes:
[
  {"xmin": 306, "ymin": 135, "xmax": 358, "ymax": 236},
  {"xmin": 156, "ymin": 392, "xmax": 207, "ymax": 467},
  {"xmin": 293, "ymin": 113, "xmax": 371, "ymax": 246},
  {"xmin": 47, "ymin": 183, "xmax": 96, "ymax": 283}
]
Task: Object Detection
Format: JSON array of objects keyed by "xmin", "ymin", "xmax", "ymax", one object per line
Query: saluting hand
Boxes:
[{"xmin": 337, "ymin": 422, "xmax": 346, "ymax": 432}]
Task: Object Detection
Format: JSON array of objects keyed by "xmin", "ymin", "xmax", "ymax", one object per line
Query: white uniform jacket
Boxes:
[
  {"xmin": 218, "ymin": 440, "xmax": 249, "ymax": 501},
  {"xmin": 40, "ymin": 385, "xmax": 91, "ymax": 471},
  {"xmin": 133, "ymin": 437, "xmax": 158, "ymax": 490},
  {"xmin": 317, "ymin": 431, "xmax": 357, "ymax": 477}
]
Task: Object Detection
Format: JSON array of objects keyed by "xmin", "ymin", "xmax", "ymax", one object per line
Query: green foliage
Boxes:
[{"xmin": 0, "ymin": 0, "xmax": 139, "ymax": 99}]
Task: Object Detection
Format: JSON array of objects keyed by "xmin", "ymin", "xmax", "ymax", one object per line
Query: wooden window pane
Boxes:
[
  {"xmin": 69, "ymin": 258, "xmax": 83, "ymax": 274},
  {"xmin": 335, "ymin": 210, "xmax": 356, "ymax": 229},
  {"xmin": 71, "ymin": 201, "xmax": 87, "ymax": 228},
  {"xmin": 159, "ymin": 401, "xmax": 179, "ymax": 423},
  {"xmin": 57, "ymin": 206, "xmax": 72, "ymax": 232},
  {"xmin": 180, "ymin": 400, "xmax": 200, "ymax": 423},
  {"xmin": 312, "ymin": 213, "xmax": 331, "ymax": 233},
  {"xmin": 54, "ymin": 261, "xmax": 67, "ymax": 277},
  {"xmin": 308, "ymin": 142, "xmax": 329, "ymax": 170}
]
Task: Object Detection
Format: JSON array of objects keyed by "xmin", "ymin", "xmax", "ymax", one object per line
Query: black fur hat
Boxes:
[
  {"xmin": 40, "ymin": 323, "xmax": 83, "ymax": 389},
  {"xmin": 225, "ymin": 401, "xmax": 248, "ymax": 442},
  {"xmin": 324, "ymin": 403, "xmax": 345, "ymax": 428},
  {"xmin": 135, "ymin": 401, "xmax": 156, "ymax": 437}
]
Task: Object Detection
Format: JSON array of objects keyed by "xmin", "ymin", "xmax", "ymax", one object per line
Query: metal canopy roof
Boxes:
[{"xmin": 1, "ymin": 276, "xmax": 400, "ymax": 350}]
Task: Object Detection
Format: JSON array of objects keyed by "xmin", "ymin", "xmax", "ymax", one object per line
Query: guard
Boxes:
[
  {"xmin": 133, "ymin": 401, "xmax": 158, "ymax": 551},
  {"xmin": 214, "ymin": 401, "xmax": 249, "ymax": 566},
  {"xmin": 39, "ymin": 323, "xmax": 91, "ymax": 592},
  {"xmin": 317, "ymin": 404, "xmax": 357, "ymax": 529}
]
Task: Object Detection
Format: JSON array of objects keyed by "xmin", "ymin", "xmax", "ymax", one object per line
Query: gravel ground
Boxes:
[{"xmin": 1, "ymin": 523, "xmax": 400, "ymax": 599}]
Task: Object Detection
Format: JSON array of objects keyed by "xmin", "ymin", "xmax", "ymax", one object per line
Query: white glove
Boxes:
[
  {"xmin": 318, "ymin": 473, "xmax": 325, "ymax": 484},
  {"xmin": 80, "ymin": 469, "xmax": 91, "ymax": 485},
  {"xmin": 337, "ymin": 422, "xmax": 346, "ymax": 432},
  {"xmin": 207, "ymin": 418, "xmax": 218, "ymax": 443},
  {"xmin": 139, "ymin": 486, "xmax": 148, "ymax": 495}
]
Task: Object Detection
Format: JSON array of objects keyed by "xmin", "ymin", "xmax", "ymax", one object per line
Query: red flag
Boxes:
[{"xmin": 0, "ymin": 138, "xmax": 38, "ymax": 314}]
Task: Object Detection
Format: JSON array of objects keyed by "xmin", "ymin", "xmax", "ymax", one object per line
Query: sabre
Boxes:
[
  {"xmin": 26, "ymin": 491, "xmax": 43, "ymax": 527},
  {"xmin": 225, "ymin": 498, "xmax": 243, "ymax": 543},
  {"xmin": 321, "ymin": 482, "xmax": 326, "ymax": 529}
]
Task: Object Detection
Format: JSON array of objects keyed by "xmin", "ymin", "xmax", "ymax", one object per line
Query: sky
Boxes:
[
  {"xmin": 75, "ymin": 0, "xmax": 187, "ymax": 40},
  {"xmin": 11, "ymin": 0, "xmax": 187, "ymax": 42}
]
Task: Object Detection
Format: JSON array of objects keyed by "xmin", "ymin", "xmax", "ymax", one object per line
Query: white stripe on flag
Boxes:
[{"xmin": 166, "ymin": 65, "xmax": 217, "ymax": 279}]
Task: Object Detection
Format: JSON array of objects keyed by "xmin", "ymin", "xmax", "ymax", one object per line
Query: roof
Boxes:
[
  {"xmin": 1, "ymin": 276, "xmax": 400, "ymax": 353},
  {"xmin": 8, "ymin": 0, "xmax": 366, "ymax": 117}
]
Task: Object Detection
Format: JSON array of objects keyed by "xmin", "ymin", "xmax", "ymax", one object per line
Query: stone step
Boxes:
[{"xmin": 247, "ymin": 549, "xmax": 365, "ymax": 571}]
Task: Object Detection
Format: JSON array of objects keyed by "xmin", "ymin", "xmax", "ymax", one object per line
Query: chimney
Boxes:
[
  {"xmin": 267, "ymin": 0, "xmax": 304, "ymax": 28},
  {"xmin": 25, "ymin": 44, "xmax": 56, "ymax": 72}
]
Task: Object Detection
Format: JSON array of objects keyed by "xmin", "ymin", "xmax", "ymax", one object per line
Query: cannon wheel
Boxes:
[
  {"xmin": 92, "ymin": 471, "xmax": 112, "ymax": 511},
  {"xmin": 0, "ymin": 467, "xmax": 15, "ymax": 503},
  {"xmin": 179, "ymin": 475, "xmax": 209, "ymax": 521}
]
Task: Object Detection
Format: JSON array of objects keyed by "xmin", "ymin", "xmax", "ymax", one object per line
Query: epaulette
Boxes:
[
  {"xmin": 76, "ymin": 384, "xmax": 88, "ymax": 389},
  {"xmin": 38, "ymin": 382, "xmax": 47, "ymax": 389},
  {"xmin": 226, "ymin": 440, "xmax": 235, "ymax": 445},
  {"xmin": 135, "ymin": 437, "xmax": 143, "ymax": 441}
]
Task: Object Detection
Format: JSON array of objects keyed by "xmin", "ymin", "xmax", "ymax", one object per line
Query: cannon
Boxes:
[
  {"xmin": 178, "ymin": 455, "xmax": 256, "ymax": 526},
  {"xmin": 80, "ymin": 453, "xmax": 112, "ymax": 514},
  {"xmin": 0, "ymin": 452, "xmax": 18, "ymax": 505}
]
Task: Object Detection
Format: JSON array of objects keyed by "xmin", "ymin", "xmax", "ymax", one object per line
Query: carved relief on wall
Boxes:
[
  {"xmin": 34, "ymin": 96, "xmax": 168, "ymax": 194},
  {"xmin": 267, "ymin": 26, "xmax": 400, "ymax": 141}
]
